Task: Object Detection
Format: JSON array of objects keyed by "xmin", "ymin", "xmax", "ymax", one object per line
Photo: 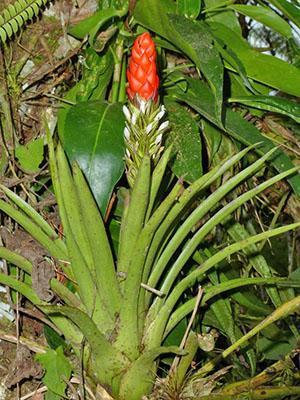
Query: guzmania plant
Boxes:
[{"xmin": 0, "ymin": 32, "xmax": 299, "ymax": 400}]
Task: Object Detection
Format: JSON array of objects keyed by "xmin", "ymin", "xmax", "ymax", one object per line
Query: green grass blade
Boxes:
[
  {"xmin": 118, "ymin": 156, "xmax": 151, "ymax": 278},
  {"xmin": 115, "ymin": 156, "xmax": 152, "ymax": 360}
]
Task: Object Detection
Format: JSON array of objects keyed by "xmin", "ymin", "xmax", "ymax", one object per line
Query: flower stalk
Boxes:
[{"xmin": 123, "ymin": 32, "xmax": 169, "ymax": 187}]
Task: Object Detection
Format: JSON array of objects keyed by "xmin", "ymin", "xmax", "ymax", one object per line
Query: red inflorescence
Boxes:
[{"xmin": 126, "ymin": 32, "xmax": 159, "ymax": 102}]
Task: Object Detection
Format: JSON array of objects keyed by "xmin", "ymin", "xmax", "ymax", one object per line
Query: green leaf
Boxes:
[
  {"xmin": 208, "ymin": 22, "xmax": 300, "ymax": 97},
  {"xmin": 119, "ymin": 346, "xmax": 184, "ymax": 400},
  {"xmin": 44, "ymin": 305, "xmax": 129, "ymax": 394},
  {"xmin": 229, "ymin": 95, "xmax": 300, "ymax": 124},
  {"xmin": 257, "ymin": 337, "xmax": 294, "ymax": 360},
  {"xmin": 57, "ymin": 49, "xmax": 114, "ymax": 137},
  {"xmin": 68, "ymin": 7, "xmax": 127, "ymax": 43},
  {"xmin": 134, "ymin": 0, "xmax": 224, "ymax": 121},
  {"xmin": 268, "ymin": 0, "xmax": 300, "ymax": 29},
  {"xmin": 204, "ymin": 0, "xmax": 242, "ymax": 34},
  {"xmin": 169, "ymin": 78, "xmax": 300, "ymax": 195},
  {"xmin": 177, "ymin": 0, "xmax": 201, "ymax": 19},
  {"xmin": 15, "ymin": 138, "xmax": 44, "ymax": 173},
  {"xmin": 61, "ymin": 101, "xmax": 125, "ymax": 214},
  {"xmin": 166, "ymin": 101, "xmax": 202, "ymax": 182},
  {"xmin": 44, "ymin": 325, "xmax": 68, "ymax": 350},
  {"xmin": 228, "ymin": 5, "xmax": 293, "ymax": 39},
  {"xmin": 36, "ymin": 347, "xmax": 72, "ymax": 398},
  {"xmin": 170, "ymin": 15, "xmax": 224, "ymax": 122}
]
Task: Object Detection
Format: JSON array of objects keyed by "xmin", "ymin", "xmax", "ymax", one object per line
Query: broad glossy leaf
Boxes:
[
  {"xmin": 229, "ymin": 95, "xmax": 300, "ymax": 124},
  {"xmin": 134, "ymin": 0, "xmax": 224, "ymax": 121},
  {"xmin": 208, "ymin": 22, "xmax": 300, "ymax": 97},
  {"xmin": 166, "ymin": 101, "xmax": 202, "ymax": 182},
  {"xmin": 228, "ymin": 5, "xmax": 293, "ymax": 38},
  {"xmin": 168, "ymin": 78, "xmax": 300, "ymax": 195},
  {"xmin": 62, "ymin": 101, "xmax": 125, "ymax": 214}
]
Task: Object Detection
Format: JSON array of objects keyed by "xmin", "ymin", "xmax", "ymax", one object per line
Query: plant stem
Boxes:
[
  {"xmin": 111, "ymin": 38, "xmax": 124, "ymax": 103},
  {"xmin": 118, "ymin": 53, "xmax": 127, "ymax": 102}
]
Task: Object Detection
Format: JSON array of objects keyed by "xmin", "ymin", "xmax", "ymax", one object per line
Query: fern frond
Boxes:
[{"xmin": 0, "ymin": 0, "xmax": 49, "ymax": 43}]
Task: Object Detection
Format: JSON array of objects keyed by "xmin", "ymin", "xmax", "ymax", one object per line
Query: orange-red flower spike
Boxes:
[{"xmin": 127, "ymin": 32, "xmax": 159, "ymax": 103}]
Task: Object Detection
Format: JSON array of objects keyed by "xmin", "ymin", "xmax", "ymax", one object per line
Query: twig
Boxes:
[
  {"xmin": 0, "ymin": 328, "xmax": 47, "ymax": 353},
  {"xmin": 141, "ymin": 283, "xmax": 165, "ymax": 297},
  {"xmin": 169, "ymin": 286, "xmax": 204, "ymax": 374}
]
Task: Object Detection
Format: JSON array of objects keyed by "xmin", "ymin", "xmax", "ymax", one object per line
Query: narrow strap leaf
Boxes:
[
  {"xmin": 0, "ymin": 184, "xmax": 62, "ymax": 241},
  {"xmin": 147, "ymin": 147, "xmax": 278, "ymax": 297},
  {"xmin": 118, "ymin": 156, "xmax": 151, "ymax": 278},
  {"xmin": 72, "ymin": 162, "xmax": 121, "ymax": 313},
  {"xmin": 0, "ymin": 199, "xmax": 67, "ymax": 260},
  {"xmin": 145, "ymin": 222, "xmax": 300, "ymax": 349},
  {"xmin": 115, "ymin": 156, "xmax": 151, "ymax": 360},
  {"xmin": 146, "ymin": 145, "xmax": 173, "ymax": 220}
]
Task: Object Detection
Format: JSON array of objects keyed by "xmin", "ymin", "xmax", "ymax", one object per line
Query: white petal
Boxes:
[
  {"xmin": 126, "ymin": 148, "xmax": 131, "ymax": 157},
  {"xmin": 155, "ymin": 133, "xmax": 162, "ymax": 145},
  {"xmin": 146, "ymin": 123, "xmax": 153, "ymax": 134},
  {"xmin": 123, "ymin": 105, "xmax": 131, "ymax": 121},
  {"xmin": 124, "ymin": 127, "xmax": 130, "ymax": 140},
  {"xmin": 158, "ymin": 120, "xmax": 169, "ymax": 132},
  {"xmin": 132, "ymin": 112, "xmax": 137, "ymax": 125},
  {"xmin": 154, "ymin": 106, "xmax": 166, "ymax": 122},
  {"xmin": 140, "ymin": 100, "xmax": 146, "ymax": 114}
]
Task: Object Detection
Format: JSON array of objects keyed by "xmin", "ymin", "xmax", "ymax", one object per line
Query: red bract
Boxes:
[{"xmin": 127, "ymin": 32, "xmax": 159, "ymax": 102}]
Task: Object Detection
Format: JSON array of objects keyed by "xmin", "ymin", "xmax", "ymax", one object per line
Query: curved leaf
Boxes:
[
  {"xmin": 208, "ymin": 22, "xmax": 300, "ymax": 97},
  {"xmin": 68, "ymin": 7, "xmax": 127, "ymax": 44},
  {"xmin": 62, "ymin": 101, "xmax": 125, "ymax": 214},
  {"xmin": 119, "ymin": 346, "xmax": 184, "ymax": 400},
  {"xmin": 229, "ymin": 95, "xmax": 300, "ymax": 124},
  {"xmin": 228, "ymin": 5, "xmax": 293, "ymax": 38},
  {"xmin": 268, "ymin": 0, "xmax": 300, "ymax": 29}
]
